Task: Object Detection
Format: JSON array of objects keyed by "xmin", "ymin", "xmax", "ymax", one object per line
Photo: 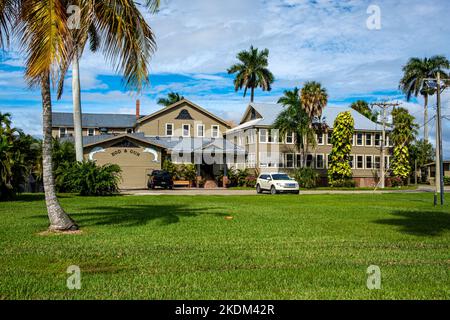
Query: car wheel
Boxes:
[
  {"xmin": 256, "ymin": 184, "xmax": 262, "ymax": 194},
  {"xmin": 271, "ymin": 186, "xmax": 277, "ymax": 195},
  {"xmin": 295, "ymin": 191, "xmax": 300, "ymax": 195}
]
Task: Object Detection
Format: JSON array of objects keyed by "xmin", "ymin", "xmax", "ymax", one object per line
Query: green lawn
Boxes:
[{"xmin": 0, "ymin": 193, "xmax": 449, "ymax": 300}]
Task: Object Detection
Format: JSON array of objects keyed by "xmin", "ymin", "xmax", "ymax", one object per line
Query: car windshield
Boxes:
[{"xmin": 271, "ymin": 174, "xmax": 292, "ymax": 180}]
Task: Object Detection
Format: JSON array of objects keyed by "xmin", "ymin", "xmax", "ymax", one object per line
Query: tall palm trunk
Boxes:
[
  {"xmin": 250, "ymin": 87, "xmax": 255, "ymax": 103},
  {"xmin": 41, "ymin": 73, "xmax": 78, "ymax": 231},
  {"xmin": 72, "ymin": 50, "xmax": 84, "ymax": 162},
  {"xmin": 423, "ymin": 94, "xmax": 429, "ymax": 142}
]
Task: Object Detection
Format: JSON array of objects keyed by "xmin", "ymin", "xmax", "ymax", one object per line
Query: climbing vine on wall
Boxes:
[{"xmin": 328, "ymin": 111, "xmax": 355, "ymax": 187}]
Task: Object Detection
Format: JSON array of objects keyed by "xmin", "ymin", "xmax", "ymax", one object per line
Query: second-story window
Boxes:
[
  {"xmin": 165, "ymin": 124, "xmax": 174, "ymax": 136},
  {"xmin": 327, "ymin": 131, "xmax": 333, "ymax": 145},
  {"xmin": 374, "ymin": 133, "xmax": 381, "ymax": 146},
  {"xmin": 59, "ymin": 127, "xmax": 67, "ymax": 138},
  {"xmin": 366, "ymin": 133, "xmax": 373, "ymax": 146},
  {"xmin": 356, "ymin": 133, "xmax": 364, "ymax": 146},
  {"xmin": 211, "ymin": 125, "xmax": 220, "ymax": 138},
  {"xmin": 259, "ymin": 129, "xmax": 267, "ymax": 143},
  {"xmin": 88, "ymin": 128, "xmax": 95, "ymax": 136},
  {"xmin": 286, "ymin": 132, "xmax": 294, "ymax": 144},
  {"xmin": 317, "ymin": 133, "xmax": 324, "ymax": 145},
  {"xmin": 197, "ymin": 124, "xmax": 205, "ymax": 137},
  {"xmin": 183, "ymin": 124, "xmax": 190, "ymax": 137}
]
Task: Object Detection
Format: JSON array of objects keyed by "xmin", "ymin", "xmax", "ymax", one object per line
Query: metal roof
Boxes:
[
  {"xmin": 52, "ymin": 112, "xmax": 138, "ymax": 128},
  {"xmin": 231, "ymin": 103, "xmax": 382, "ymax": 132}
]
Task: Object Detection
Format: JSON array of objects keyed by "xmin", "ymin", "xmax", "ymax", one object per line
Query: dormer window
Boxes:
[{"xmin": 59, "ymin": 127, "xmax": 67, "ymax": 138}]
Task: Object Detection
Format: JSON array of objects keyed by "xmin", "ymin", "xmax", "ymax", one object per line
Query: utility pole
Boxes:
[
  {"xmin": 436, "ymin": 72, "xmax": 445, "ymax": 205},
  {"xmin": 424, "ymin": 74, "xmax": 448, "ymax": 205},
  {"xmin": 371, "ymin": 102, "xmax": 400, "ymax": 188}
]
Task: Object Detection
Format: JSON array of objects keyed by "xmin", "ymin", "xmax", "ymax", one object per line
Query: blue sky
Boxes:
[{"xmin": 1, "ymin": 0, "xmax": 450, "ymax": 154}]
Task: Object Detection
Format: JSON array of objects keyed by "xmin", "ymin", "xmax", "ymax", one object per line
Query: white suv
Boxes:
[{"xmin": 256, "ymin": 173, "xmax": 300, "ymax": 195}]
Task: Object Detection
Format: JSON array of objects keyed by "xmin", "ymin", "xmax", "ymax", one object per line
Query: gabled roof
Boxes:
[
  {"xmin": 231, "ymin": 103, "xmax": 382, "ymax": 133},
  {"xmin": 136, "ymin": 99, "xmax": 232, "ymax": 128},
  {"xmin": 52, "ymin": 112, "xmax": 137, "ymax": 128},
  {"xmin": 81, "ymin": 133, "xmax": 167, "ymax": 149}
]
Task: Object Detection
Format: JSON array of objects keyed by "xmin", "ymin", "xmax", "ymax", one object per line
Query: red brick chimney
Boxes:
[{"xmin": 136, "ymin": 99, "xmax": 141, "ymax": 120}]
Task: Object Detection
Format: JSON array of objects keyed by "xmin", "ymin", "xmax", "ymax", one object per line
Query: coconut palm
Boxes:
[
  {"xmin": 273, "ymin": 88, "xmax": 316, "ymax": 166},
  {"xmin": 0, "ymin": 0, "xmax": 157, "ymax": 230},
  {"xmin": 300, "ymin": 81, "xmax": 328, "ymax": 121},
  {"xmin": 58, "ymin": 0, "xmax": 160, "ymax": 162},
  {"xmin": 157, "ymin": 92, "xmax": 184, "ymax": 107},
  {"xmin": 350, "ymin": 100, "xmax": 378, "ymax": 123},
  {"xmin": 227, "ymin": 45, "xmax": 274, "ymax": 102},
  {"xmin": 399, "ymin": 56, "xmax": 450, "ymax": 142}
]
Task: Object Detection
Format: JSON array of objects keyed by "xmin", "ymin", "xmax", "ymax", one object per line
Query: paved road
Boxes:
[{"xmin": 124, "ymin": 185, "xmax": 449, "ymax": 196}]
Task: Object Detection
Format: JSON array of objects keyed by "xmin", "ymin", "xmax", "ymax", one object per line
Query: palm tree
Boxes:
[
  {"xmin": 273, "ymin": 88, "xmax": 316, "ymax": 167},
  {"xmin": 399, "ymin": 56, "xmax": 450, "ymax": 142},
  {"xmin": 350, "ymin": 100, "xmax": 378, "ymax": 123},
  {"xmin": 227, "ymin": 45, "xmax": 274, "ymax": 102},
  {"xmin": 0, "ymin": 0, "xmax": 157, "ymax": 231},
  {"xmin": 157, "ymin": 92, "xmax": 184, "ymax": 107},
  {"xmin": 58, "ymin": 0, "xmax": 160, "ymax": 162},
  {"xmin": 300, "ymin": 81, "xmax": 328, "ymax": 121}
]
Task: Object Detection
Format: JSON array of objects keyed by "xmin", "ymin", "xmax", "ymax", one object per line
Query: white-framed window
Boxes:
[
  {"xmin": 351, "ymin": 134, "xmax": 355, "ymax": 146},
  {"xmin": 247, "ymin": 130, "xmax": 255, "ymax": 144},
  {"xmin": 182, "ymin": 124, "xmax": 190, "ymax": 137},
  {"xmin": 285, "ymin": 153, "xmax": 295, "ymax": 168},
  {"xmin": 366, "ymin": 155, "xmax": 373, "ymax": 169},
  {"xmin": 317, "ymin": 133, "xmax": 324, "ymax": 145},
  {"xmin": 197, "ymin": 124, "xmax": 205, "ymax": 137},
  {"xmin": 326, "ymin": 154, "xmax": 332, "ymax": 168},
  {"xmin": 259, "ymin": 129, "xmax": 267, "ymax": 143},
  {"xmin": 366, "ymin": 133, "xmax": 373, "ymax": 146},
  {"xmin": 306, "ymin": 154, "xmax": 314, "ymax": 168},
  {"xmin": 349, "ymin": 155, "xmax": 355, "ymax": 169},
  {"xmin": 59, "ymin": 127, "xmax": 67, "ymax": 138},
  {"xmin": 286, "ymin": 132, "xmax": 294, "ymax": 144},
  {"xmin": 316, "ymin": 154, "xmax": 325, "ymax": 169},
  {"xmin": 327, "ymin": 131, "xmax": 333, "ymax": 145},
  {"xmin": 268, "ymin": 129, "xmax": 278, "ymax": 143},
  {"xmin": 356, "ymin": 155, "xmax": 364, "ymax": 169},
  {"xmin": 356, "ymin": 133, "xmax": 364, "ymax": 146},
  {"xmin": 374, "ymin": 133, "xmax": 381, "ymax": 147},
  {"xmin": 211, "ymin": 125, "xmax": 220, "ymax": 138},
  {"xmin": 296, "ymin": 154, "xmax": 302, "ymax": 168},
  {"xmin": 165, "ymin": 123, "xmax": 174, "ymax": 136},
  {"xmin": 374, "ymin": 156, "xmax": 381, "ymax": 169},
  {"xmin": 88, "ymin": 128, "xmax": 95, "ymax": 137}
]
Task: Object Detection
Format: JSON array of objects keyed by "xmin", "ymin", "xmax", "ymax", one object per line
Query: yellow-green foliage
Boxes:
[
  {"xmin": 328, "ymin": 111, "xmax": 355, "ymax": 186},
  {"xmin": 391, "ymin": 145, "xmax": 411, "ymax": 180}
]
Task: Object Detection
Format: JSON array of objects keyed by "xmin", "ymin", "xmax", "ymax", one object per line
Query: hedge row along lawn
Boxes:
[{"xmin": 0, "ymin": 193, "xmax": 449, "ymax": 299}]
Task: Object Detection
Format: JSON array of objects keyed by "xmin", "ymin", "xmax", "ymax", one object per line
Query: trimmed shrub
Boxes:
[
  {"xmin": 56, "ymin": 161, "xmax": 121, "ymax": 196},
  {"xmin": 294, "ymin": 168, "xmax": 318, "ymax": 189},
  {"xmin": 330, "ymin": 179, "xmax": 356, "ymax": 188}
]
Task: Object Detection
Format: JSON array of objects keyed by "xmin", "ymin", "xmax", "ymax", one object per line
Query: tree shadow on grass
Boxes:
[
  {"xmin": 67, "ymin": 204, "xmax": 228, "ymax": 227},
  {"xmin": 373, "ymin": 211, "xmax": 450, "ymax": 237}
]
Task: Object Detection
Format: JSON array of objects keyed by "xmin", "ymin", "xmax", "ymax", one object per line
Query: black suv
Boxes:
[{"xmin": 148, "ymin": 170, "xmax": 174, "ymax": 190}]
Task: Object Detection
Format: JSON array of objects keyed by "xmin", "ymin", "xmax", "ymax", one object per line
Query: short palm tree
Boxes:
[
  {"xmin": 399, "ymin": 56, "xmax": 450, "ymax": 142},
  {"xmin": 300, "ymin": 81, "xmax": 328, "ymax": 121},
  {"xmin": 227, "ymin": 45, "xmax": 274, "ymax": 102},
  {"xmin": 157, "ymin": 92, "xmax": 184, "ymax": 107},
  {"xmin": 0, "ymin": 0, "xmax": 157, "ymax": 231},
  {"xmin": 273, "ymin": 88, "xmax": 316, "ymax": 166}
]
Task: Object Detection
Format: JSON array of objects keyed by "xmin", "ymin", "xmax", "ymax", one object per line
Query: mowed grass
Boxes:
[{"xmin": 0, "ymin": 193, "xmax": 449, "ymax": 300}]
